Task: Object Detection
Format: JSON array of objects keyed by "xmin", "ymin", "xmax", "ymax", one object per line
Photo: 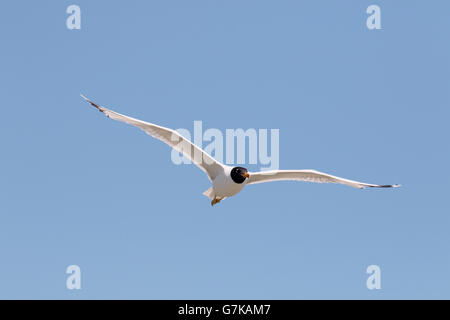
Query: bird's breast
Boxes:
[{"xmin": 212, "ymin": 173, "xmax": 246, "ymax": 198}]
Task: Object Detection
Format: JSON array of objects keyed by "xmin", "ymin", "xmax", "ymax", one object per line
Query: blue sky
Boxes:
[{"xmin": 0, "ymin": 0, "xmax": 449, "ymax": 299}]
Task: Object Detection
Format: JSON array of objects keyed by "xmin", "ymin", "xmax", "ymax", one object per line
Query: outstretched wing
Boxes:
[
  {"xmin": 82, "ymin": 95, "xmax": 224, "ymax": 181},
  {"xmin": 247, "ymin": 169, "xmax": 400, "ymax": 189}
]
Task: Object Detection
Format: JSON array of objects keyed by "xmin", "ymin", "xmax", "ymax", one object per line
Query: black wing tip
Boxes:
[
  {"xmin": 80, "ymin": 94, "xmax": 105, "ymax": 113},
  {"xmin": 369, "ymin": 184, "xmax": 401, "ymax": 188}
]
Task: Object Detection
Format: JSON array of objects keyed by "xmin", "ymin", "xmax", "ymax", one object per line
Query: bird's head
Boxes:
[{"xmin": 230, "ymin": 167, "xmax": 250, "ymax": 184}]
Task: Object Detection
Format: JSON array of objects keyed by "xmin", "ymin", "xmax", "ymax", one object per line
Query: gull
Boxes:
[{"xmin": 81, "ymin": 95, "xmax": 400, "ymax": 206}]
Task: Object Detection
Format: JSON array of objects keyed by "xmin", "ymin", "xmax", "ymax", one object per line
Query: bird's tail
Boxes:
[{"xmin": 202, "ymin": 187, "xmax": 215, "ymax": 199}]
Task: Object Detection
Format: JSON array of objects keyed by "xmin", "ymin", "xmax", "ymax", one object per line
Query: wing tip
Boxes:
[
  {"xmin": 80, "ymin": 94, "xmax": 105, "ymax": 113},
  {"xmin": 368, "ymin": 184, "xmax": 401, "ymax": 188}
]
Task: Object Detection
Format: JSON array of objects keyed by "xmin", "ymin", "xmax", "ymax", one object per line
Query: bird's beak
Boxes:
[{"xmin": 243, "ymin": 172, "xmax": 250, "ymax": 179}]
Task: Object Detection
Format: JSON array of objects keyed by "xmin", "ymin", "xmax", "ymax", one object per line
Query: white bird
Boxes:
[{"xmin": 82, "ymin": 95, "xmax": 400, "ymax": 206}]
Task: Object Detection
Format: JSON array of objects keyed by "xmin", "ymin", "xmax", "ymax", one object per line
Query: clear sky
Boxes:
[{"xmin": 1, "ymin": 0, "xmax": 449, "ymax": 299}]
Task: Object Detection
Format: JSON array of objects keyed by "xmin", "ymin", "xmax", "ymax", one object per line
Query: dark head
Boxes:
[{"xmin": 230, "ymin": 167, "xmax": 250, "ymax": 184}]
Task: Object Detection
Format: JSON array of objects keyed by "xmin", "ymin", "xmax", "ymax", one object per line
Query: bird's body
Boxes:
[
  {"xmin": 208, "ymin": 165, "xmax": 249, "ymax": 202},
  {"xmin": 82, "ymin": 95, "xmax": 400, "ymax": 206}
]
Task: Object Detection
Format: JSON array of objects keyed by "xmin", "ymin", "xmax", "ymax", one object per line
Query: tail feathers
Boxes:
[{"xmin": 202, "ymin": 187, "xmax": 215, "ymax": 199}]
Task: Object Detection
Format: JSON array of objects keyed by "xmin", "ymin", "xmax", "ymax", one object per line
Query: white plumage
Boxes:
[{"xmin": 82, "ymin": 95, "xmax": 399, "ymax": 206}]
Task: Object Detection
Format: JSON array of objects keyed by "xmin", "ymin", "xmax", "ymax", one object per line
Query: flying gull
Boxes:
[{"xmin": 81, "ymin": 95, "xmax": 400, "ymax": 206}]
